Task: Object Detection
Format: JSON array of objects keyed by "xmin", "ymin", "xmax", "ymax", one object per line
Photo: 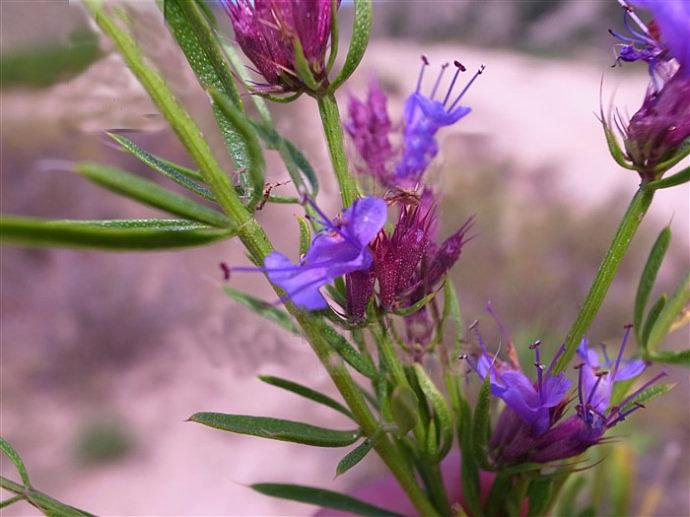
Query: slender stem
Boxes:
[
  {"xmin": 317, "ymin": 94, "xmax": 360, "ymax": 207},
  {"xmin": 554, "ymin": 187, "xmax": 655, "ymax": 373},
  {"xmin": 0, "ymin": 476, "xmax": 92, "ymax": 516}
]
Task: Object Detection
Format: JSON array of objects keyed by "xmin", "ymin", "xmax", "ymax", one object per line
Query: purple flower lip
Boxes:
[
  {"xmin": 227, "ymin": 196, "xmax": 387, "ymax": 311},
  {"xmin": 394, "ymin": 57, "xmax": 484, "ymax": 186}
]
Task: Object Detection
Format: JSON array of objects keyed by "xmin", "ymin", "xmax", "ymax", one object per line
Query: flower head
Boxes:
[
  {"xmin": 223, "ymin": 0, "xmax": 338, "ymax": 94},
  {"xmin": 345, "ymin": 79, "xmax": 396, "ymax": 185},
  {"xmin": 230, "ymin": 196, "xmax": 387, "ymax": 310},
  {"xmin": 394, "ymin": 58, "xmax": 483, "ymax": 186}
]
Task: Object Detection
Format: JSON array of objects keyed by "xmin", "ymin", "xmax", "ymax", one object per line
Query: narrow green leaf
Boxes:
[
  {"xmin": 293, "ymin": 38, "xmax": 319, "ymax": 91},
  {"xmin": 601, "ymin": 120, "xmax": 636, "ymax": 170},
  {"xmin": 320, "ymin": 323, "xmax": 377, "ymax": 379},
  {"xmin": 189, "ymin": 413, "xmax": 359, "ymax": 447},
  {"xmin": 0, "ymin": 495, "xmax": 23, "ymax": 508},
  {"xmin": 223, "ymin": 287, "xmax": 300, "ymax": 335},
  {"xmin": 393, "ymin": 290, "xmax": 437, "ymax": 317},
  {"xmin": 0, "ymin": 217, "xmax": 233, "ymax": 251},
  {"xmin": 163, "ymin": 0, "xmax": 250, "ymax": 172},
  {"xmin": 634, "ymin": 226, "xmax": 671, "ymax": 346},
  {"xmin": 444, "ymin": 282, "xmax": 465, "ymax": 358},
  {"xmin": 527, "ymin": 478, "xmax": 554, "ymax": 517},
  {"xmin": 297, "ymin": 216, "xmax": 312, "ymax": 256},
  {"xmin": 74, "ymin": 162, "xmax": 232, "ymax": 227},
  {"xmin": 652, "ymin": 138, "xmax": 690, "ymax": 177},
  {"xmin": 647, "ymin": 270, "xmax": 690, "ymax": 351},
  {"xmin": 0, "ymin": 476, "xmax": 94, "ymax": 517},
  {"xmin": 336, "ymin": 439, "xmax": 373, "ymax": 477},
  {"xmin": 328, "ymin": 0, "xmax": 372, "ymax": 93},
  {"xmin": 621, "ymin": 383, "xmax": 674, "ymax": 412},
  {"xmin": 390, "ymin": 385, "xmax": 419, "ymax": 437},
  {"xmin": 251, "ymin": 483, "xmax": 405, "ymax": 517},
  {"xmin": 222, "ymin": 44, "xmax": 272, "ymax": 123},
  {"xmin": 108, "ymin": 133, "xmax": 213, "ymax": 200},
  {"xmin": 458, "ymin": 396, "xmax": 480, "ymax": 517},
  {"xmin": 472, "ymin": 375, "xmax": 491, "ymax": 469},
  {"xmin": 258, "ymin": 375, "xmax": 353, "ymax": 418},
  {"xmin": 413, "ymin": 364, "xmax": 453, "ymax": 460},
  {"xmin": 485, "ymin": 473, "xmax": 512, "ymax": 517},
  {"xmin": 210, "ymin": 89, "xmax": 266, "ymax": 209},
  {"xmin": 648, "ymin": 349, "xmax": 690, "ymax": 366},
  {"xmin": 0, "ymin": 438, "xmax": 30, "ymax": 487},
  {"xmin": 326, "ymin": 0, "xmax": 339, "ymax": 73},
  {"xmin": 641, "ymin": 294, "xmax": 666, "ymax": 347},
  {"xmin": 647, "ymin": 166, "xmax": 690, "ymax": 190}
]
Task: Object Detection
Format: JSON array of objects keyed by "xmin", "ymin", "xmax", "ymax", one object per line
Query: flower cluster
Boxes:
[
  {"xmin": 467, "ymin": 324, "xmax": 665, "ymax": 465},
  {"xmin": 222, "ymin": 0, "xmax": 339, "ymax": 94},
  {"xmin": 609, "ymin": 0, "xmax": 690, "ymax": 177},
  {"xmin": 347, "ymin": 57, "xmax": 483, "ymax": 188}
]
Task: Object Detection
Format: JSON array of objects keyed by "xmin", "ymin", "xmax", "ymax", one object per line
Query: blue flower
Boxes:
[
  {"xmin": 467, "ymin": 323, "xmax": 571, "ymax": 436},
  {"xmin": 394, "ymin": 58, "xmax": 483, "ymax": 185},
  {"xmin": 633, "ymin": 0, "xmax": 690, "ymax": 75},
  {"xmin": 230, "ymin": 196, "xmax": 387, "ymax": 311}
]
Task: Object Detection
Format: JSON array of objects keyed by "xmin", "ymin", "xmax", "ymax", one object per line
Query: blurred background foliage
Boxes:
[{"xmin": 1, "ymin": 1, "xmax": 687, "ymax": 515}]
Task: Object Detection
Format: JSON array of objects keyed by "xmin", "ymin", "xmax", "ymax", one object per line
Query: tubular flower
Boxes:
[
  {"xmin": 345, "ymin": 79, "xmax": 396, "ymax": 186},
  {"xmin": 473, "ymin": 325, "xmax": 666, "ymax": 465},
  {"xmin": 230, "ymin": 196, "xmax": 387, "ymax": 311},
  {"xmin": 395, "ymin": 58, "xmax": 483, "ymax": 186},
  {"xmin": 608, "ymin": 0, "xmax": 690, "ymax": 177},
  {"xmin": 222, "ymin": 0, "xmax": 339, "ymax": 94}
]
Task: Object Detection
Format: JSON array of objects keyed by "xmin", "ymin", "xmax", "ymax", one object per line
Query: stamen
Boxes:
[
  {"xmin": 220, "ymin": 262, "xmax": 231, "ymax": 280},
  {"xmin": 586, "ymin": 370, "xmax": 609, "ymax": 406},
  {"xmin": 612, "ymin": 324, "xmax": 633, "ymax": 378},
  {"xmin": 448, "ymin": 64, "xmax": 485, "ymax": 111},
  {"xmin": 577, "ymin": 365, "xmax": 585, "ymax": 408},
  {"xmin": 599, "ymin": 342, "xmax": 611, "ymax": 365},
  {"xmin": 443, "ymin": 60, "xmax": 466, "ymax": 107},
  {"xmin": 531, "ymin": 340, "xmax": 544, "ymax": 401},
  {"xmin": 616, "ymin": 370, "xmax": 668, "ymax": 410},
  {"xmin": 618, "ymin": 0, "xmax": 651, "ymax": 37},
  {"xmin": 546, "ymin": 344, "xmax": 566, "ymax": 376},
  {"xmin": 430, "ymin": 62, "xmax": 449, "ymax": 100},
  {"xmin": 416, "ymin": 55, "xmax": 429, "ymax": 94}
]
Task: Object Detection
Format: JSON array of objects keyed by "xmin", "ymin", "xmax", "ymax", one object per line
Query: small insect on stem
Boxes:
[{"xmin": 256, "ymin": 180, "xmax": 291, "ymax": 210}]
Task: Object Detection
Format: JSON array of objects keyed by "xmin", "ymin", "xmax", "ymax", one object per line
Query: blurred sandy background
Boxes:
[{"xmin": 1, "ymin": 1, "xmax": 688, "ymax": 516}]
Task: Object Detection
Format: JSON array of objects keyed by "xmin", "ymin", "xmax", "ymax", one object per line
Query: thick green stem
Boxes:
[
  {"xmin": 554, "ymin": 187, "xmax": 655, "ymax": 373},
  {"xmin": 317, "ymin": 94, "xmax": 359, "ymax": 207}
]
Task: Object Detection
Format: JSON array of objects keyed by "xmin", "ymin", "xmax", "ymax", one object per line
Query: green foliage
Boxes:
[
  {"xmin": 472, "ymin": 375, "xmax": 491, "ymax": 469},
  {"xmin": 390, "ymin": 385, "xmax": 419, "ymax": 437},
  {"xmin": 328, "ymin": 0, "xmax": 372, "ymax": 93},
  {"xmin": 336, "ymin": 439, "xmax": 373, "ymax": 477},
  {"xmin": 189, "ymin": 413, "xmax": 360, "ymax": 447},
  {"xmin": 635, "ymin": 226, "xmax": 671, "ymax": 348},
  {"xmin": 74, "ymin": 163, "xmax": 232, "ymax": 227},
  {"xmin": 646, "ymin": 270, "xmax": 690, "ymax": 352},
  {"xmin": 223, "ymin": 287, "xmax": 300, "ymax": 335},
  {"xmin": 320, "ymin": 323, "xmax": 377, "ymax": 379},
  {"xmin": 0, "ymin": 27, "xmax": 102, "ymax": 89},
  {"xmin": 414, "ymin": 364, "xmax": 453, "ymax": 460},
  {"xmin": 258, "ymin": 375, "xmax": 353, "ymax": 418},
  {"xmin": 251, "ymin": 483, "xmax": 405, "ymax": 517},
  {"xmin": 0, "ymin": 217, "xmax": 233, "ymax": 251},
  {"xmin": 621, "ymin": 383, "xmax": 674, "ymax": 413},
  {"xmin": 527, "ymin": 477, "xmax": 554, "ymax": 517},
  {"xmin": 73, "ymin": 419, "xmax": 132, "ymax": 466}
]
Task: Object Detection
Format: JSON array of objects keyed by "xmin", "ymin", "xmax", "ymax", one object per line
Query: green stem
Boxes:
[
  {"xmin": 317, "ymin": 94, "xmax": 359, "ymax": 207},
  {"xmin": 554, "ymin": 187, "xmax": 654, "ymax": 373},
  {"xmin": 0, "ymin": 476, "xmax": 92, "ymax": 516}
]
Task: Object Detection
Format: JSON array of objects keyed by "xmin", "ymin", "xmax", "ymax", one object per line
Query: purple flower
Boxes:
[
  {"xmin": 230, "ymin": 196, "xmax": 387, "ymax": 310},
  {"xmin": 222, "ymin": 0, "xmax": 339, "ymax": 93},
  {"xmin": 469, "ymin": 333, "xmax": 571, "ymax": 437},
  {"xmin": 345, "ymin": 79, "xmax": 396, "ymax": 185},
  {"xmin": 394, "ymin": 58, "xmax": 483, "ymax": 186},
  {"xmin": 481, "ymin": 325, "xmax": 666, "ymax": 465},
  {"xmin": 345, "ymin": 268, "xmax": 376, "ymax": 323}
]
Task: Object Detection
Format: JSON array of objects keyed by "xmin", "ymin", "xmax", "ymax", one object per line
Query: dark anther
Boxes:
[
  {"xmin": 421, "ymin": 55, "xmax": 429, "ymax": 65},
  {"xmin": 534, "ymin": 362, "xmax": 545, "ymax": 370},
  {"xmin": 595, "ymin": 370, "xmax": 610, "ymax": 378},
  {"xmin": 529, "ymin": 340, "xmax": 542, "ymax": 350},
  {"xmin": 454, "ymin": 60, "xmax": 466, "ymax": 72},
  {"xmin": 220, "ymin": 262, "xmax": 231, "ymax": 281},
  {"xmin": 573, "ymin": 362, "xmax": 586, "ymax": 370}
]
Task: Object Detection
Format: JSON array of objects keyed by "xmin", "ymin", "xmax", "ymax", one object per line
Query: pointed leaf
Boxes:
[
  {"xmin": 472, "ymin": 375, "xmax": 491, "ymax": 469},
  {"xmin": 458, "ymin": 395, "xmax": 480, "ymax": 516},
  {"xmin": 0, "ymin": 476, "xmax": 94, "ymax": 517},
  {"xmin": 393, "ymin": 290, "xmax": 437, "ymax": 317},
  {"xmin": 647, "ymin": 270, "xmax": 690, "ymax": 351},
  {"xmin": 210, "ymin": 89, "xmax": 266, "ymax": 209},
  {"xmin": 258, "ymin": 375, "xmax": 353, "ymax": 418},
  {"xmin": 641, "ymin": 294, "xmax": 666, "ymax": 350},
  {"xmin": 336, "ymin": 439, "xmax": 373, "ymax": 477},
  {"xmin": 320, "ymin": 323, "xmax": 377, "ymax": 379},
  {"xmin": 223, "ymin": 44, "xmax": 272, "ymax": 123},
  {"xmin": 647, "ymin": 166, "xmax": 690, "ymax": 190},
  {"xmin": 108, "ymin": 133, "xmax": 213, "ymax": 200},
  {"xmin": 251, "ymin": 483, "xmax": 405, "ymax": 517},
  {"xmin": 390, "ymin": 385, "xmax": 419, "ymax": 436},
  {"xmin": 1, "ymin": 217, "xmax": 233, "ymax": 250},
  {"xmin": 223, "ymin": 287, "xmax": 300, "ymax": 335},
  {"xmin": 621, "ymin": 383, "xmax": 674, "ymax": 412},
  {"xmin": 163, "ymin": 0, "xmax": 251, "ymax": 173},
  {"xmin": 293, "ymin": 38, "xmax": 319, "ymax": 91},
  {"xmin": 527, "ymin": 478, "xmax": 554, "ymax": 517},
  {"xmin": 444, "ymin": 281, "xmax": 465, "ymax": 358},
  {"xmin": 635, "ymin": 226, "xmax": 671, "ymax": 347},
  {"xmin": 297, "ymin": 216, "xmax": 312, "ymax": 256},
  {"xmin": 74, "ymin": 163, "xmax": 232, "ymax": 227},
  {"xmin": 0, "ymin": 438, "xmax": 30, "ymax": 487},
  {"xmin": 328, "ymin": 0, "xmax": 372, "ymax": 93},
  {"xmin": 189, "ymin": 413, "xmax": 359, "ymax": 447},
  {"xmin": 414, "ymin": 364, "xmax": 453, "ymax": 459}
]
